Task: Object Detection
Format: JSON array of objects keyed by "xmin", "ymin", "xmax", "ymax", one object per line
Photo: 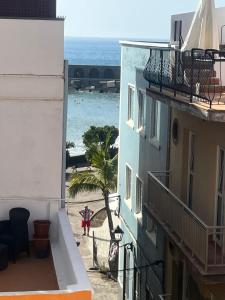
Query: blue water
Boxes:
[
  {"xmin": 67, "ymin": 91, "xmax": 120, "ymax": 155},
  {"xmin": 65, "ymin": 37, "xmax": 121, "ymax": 66},
  {"xmin": 65, "ymin": 37, "xmax": 121, "ymax": 155}
]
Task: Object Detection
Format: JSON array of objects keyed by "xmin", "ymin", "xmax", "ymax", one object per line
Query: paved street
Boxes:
[{"xmin": 66, "ymin": 169, "xmax": 120, "ymax": 300}]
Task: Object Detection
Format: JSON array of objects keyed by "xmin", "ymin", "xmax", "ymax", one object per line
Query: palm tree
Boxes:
[{"xmin": 69, "ymin": 135, "xmax": 118, "ymax": 240}]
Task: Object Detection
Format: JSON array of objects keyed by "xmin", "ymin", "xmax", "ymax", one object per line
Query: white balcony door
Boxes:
[
  {"xmin": 215, "ymin": 147, "xmax": 225, "ymax": 245},
  {"xmin": 187, "ymin": 132, "xmax": 195, "ymax": 209}
]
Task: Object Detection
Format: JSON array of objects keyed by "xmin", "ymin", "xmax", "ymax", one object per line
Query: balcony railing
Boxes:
[
  {"xmin": 147, "ymin": 172, "xmax": 225, "ymax": 274},
  {"xmin": 143, "ymin": 47, "xmax": 225, "ymax": 109}
]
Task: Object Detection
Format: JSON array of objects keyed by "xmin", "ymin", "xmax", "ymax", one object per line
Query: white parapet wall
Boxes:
[
  {"xmin": 51, "ymin": 210, "xmax": 92, "ymax": 293},
  {"xmin": 0, "ymin": 199, "xmax": 92, "ymax": 299},
  {"xmin": 0, "ymin": 18, "xmax": 65, "ymax": 200},
  {"xmin": 0, "ymin": 197, "xmax": 60, "ymax": 240}
]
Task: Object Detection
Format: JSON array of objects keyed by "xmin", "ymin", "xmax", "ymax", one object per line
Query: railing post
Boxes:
[
  {"xmin": 149, "ymin": 49, "xmax": 152, "ymax": 89},
  {"xmin": 160, "ymin": 50, "xmax": 163, "ymax": 92},
  {"xmin": 205, "ymin": 228, "xmax": 209, "ymax": 273},
  {"xmin": 174, "ymin": 50, "xmax": 177, "ymax": 97},
  {"xmin": 190, "ymin": 50, "xmax": 194, "ymax": 103},
  {"xmin": 92, "ymin": 230, "xmax": 95, "ymax": 268}
]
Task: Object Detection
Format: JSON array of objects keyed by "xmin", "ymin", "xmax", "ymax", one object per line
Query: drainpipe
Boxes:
[
  {"xmin": 165, "ymin": 106, "xmax": 172, "ymax": 188},
  {"xmin": 61, "ymin": 60, "xmax": 68, "ymax": 208}
]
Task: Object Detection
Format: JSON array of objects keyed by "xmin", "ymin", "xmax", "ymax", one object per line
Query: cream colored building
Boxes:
[{"xmin": 143, "ymin": 5, "xmax": 225, "ymax": 300}]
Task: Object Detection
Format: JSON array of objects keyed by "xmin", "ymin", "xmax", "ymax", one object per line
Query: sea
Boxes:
[{"xmin": 65, "ymin": 37, "xmax": 121, "ymax": 156}]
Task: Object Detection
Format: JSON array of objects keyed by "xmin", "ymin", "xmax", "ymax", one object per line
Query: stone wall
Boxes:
[{"xmin": 68, "ymin": 65, "xmax": 120, "ymax": 92}]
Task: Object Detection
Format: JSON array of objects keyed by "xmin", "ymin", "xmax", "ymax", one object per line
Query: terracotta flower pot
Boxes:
[{"xmin": 33, "ymin": 220, "xmax": 51, "ymax": 238}]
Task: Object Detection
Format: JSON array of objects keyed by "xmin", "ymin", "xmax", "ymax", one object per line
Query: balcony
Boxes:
[
  {"xmin": 0, "ymin": 197, "xmax": 92, "ymax": 300},
  {"xmin": 143, "ymin": 47, "xmax": 225, "ymax": 122},
  {"xmin": 147, "ymin": 172, "xmax": 225, "ymax": 276}
]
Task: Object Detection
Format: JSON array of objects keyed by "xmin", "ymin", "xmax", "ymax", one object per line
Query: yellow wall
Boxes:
[{"xmin": 170, "ymin": 108, "xmax": 225, "ymax": 226}]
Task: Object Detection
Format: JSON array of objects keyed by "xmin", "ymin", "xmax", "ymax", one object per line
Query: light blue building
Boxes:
[{"xmin": 117, "ymin": 41, "xmax": 171, "ymax": 299}]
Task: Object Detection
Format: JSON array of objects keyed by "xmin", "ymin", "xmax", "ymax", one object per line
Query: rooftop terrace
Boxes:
[
  {"xmin": 0, "ymin": 197, "xmax": 92, "ymax": 300},
  {"xmin": 0, "ymin": 249, "xmax": 58, "ymax": 293},
  {"xmin": 144, "ymin": 47, "xmax": 225, "ymax": 122}
]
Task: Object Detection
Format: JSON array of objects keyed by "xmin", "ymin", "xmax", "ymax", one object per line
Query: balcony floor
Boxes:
[
  {"xmin": 0, "ymin": 247, "xmax": 58, "ymax": 293},
  {"xmin": 147, "ymin": 85, "xmax": 225, "ymax": 122}
]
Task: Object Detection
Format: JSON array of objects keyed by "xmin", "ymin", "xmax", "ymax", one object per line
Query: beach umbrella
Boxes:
[{"xmin": 181, "ymin": 0, "xmax": 219, "ymax": 51}]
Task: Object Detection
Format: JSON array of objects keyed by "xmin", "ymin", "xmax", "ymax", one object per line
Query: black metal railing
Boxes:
[{"xmin": 144, "ymin": 47, "xmax": 225, "ymax": 108}]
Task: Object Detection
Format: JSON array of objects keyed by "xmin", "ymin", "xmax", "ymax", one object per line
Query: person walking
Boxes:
[{"xmin": 79, "ymin": 206, "xmax": 94, "ymax": 236}]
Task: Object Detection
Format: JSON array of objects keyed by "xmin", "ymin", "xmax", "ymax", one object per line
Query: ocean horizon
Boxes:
[{"xmin": 64, "ymin": 36, "xmax": 169, "ymax": 66}]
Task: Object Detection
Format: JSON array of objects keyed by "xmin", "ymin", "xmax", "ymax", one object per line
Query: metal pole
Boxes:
[
  {"xmin": 61, "ymin": 60, "xmax": 68, "ymax": 209},
  {"xmin": 190, "ymin": 50, "xmax": 194, "ymax": 103},
  {"xmin": 160, "ymin": 50, "xmax": 163, "ymax": 92},
  {"xmin": 92, "ymin": 231, "xmax": 95, "ymax": 268},
  {"xmin": 132, "ymin": 266, "xmax": 137, "ymax": 300},
  {"xmin": 174, "ymin": 50, "xmax": 177, "ymax": 97},
  {"xmin": 123, "ymin": 246, "xmax": 127, "ymax": 300}
]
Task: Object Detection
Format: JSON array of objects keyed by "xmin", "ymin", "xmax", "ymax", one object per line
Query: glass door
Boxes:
[
  {"xmin": 187, "ymin": 132, "xmax": 195, "ymax": 209},
  {"xmin": 216, "ymin": 147, "xmax": 225, "ymax": 245}
]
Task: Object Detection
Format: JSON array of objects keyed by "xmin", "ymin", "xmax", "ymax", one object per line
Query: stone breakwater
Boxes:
[{"xmin": 68, "ymin": 65, "xmax": 120, "ymax": 93}]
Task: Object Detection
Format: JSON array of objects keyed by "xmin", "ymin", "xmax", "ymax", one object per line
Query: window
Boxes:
[
  {"xmin": 136, "ymin": 177, "xmax": 143, "ymax": 214},
  {"xmin": 150, "ymin": 100, "xmax": 160, "ymax": 142},
  {"xmin": 138, "ymin": 90, "xmax": 145, "ymax": 131},
  {"xmin": 187, "ymin": 132, "xmax": 195, "ymax": 209},
  {"xmin": 128, "ymin": 85, "xmax": 135, "ymax": 122},
  {"xmin": 126, "ymin": 165, "xmax": 132, "ymax": 200},
  {"xmin": 146, "ymin": 215, "xmax": 157, "ymax": 246},
  {"xmin": 174, "ymin": 20, "xmax": 182, "ymax": 42}
]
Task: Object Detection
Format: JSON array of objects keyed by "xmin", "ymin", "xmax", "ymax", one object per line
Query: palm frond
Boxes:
[
  {"xmin": 69, "ymin": 130, "xmax": 118, "ymax": 197},
  {"xmin": 69, "ymin": 172, "xmax": 103, "ymax": 198}
]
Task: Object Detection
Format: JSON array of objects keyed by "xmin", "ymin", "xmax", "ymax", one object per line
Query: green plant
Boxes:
[
  {"xmin": 82, "ymin": 126, "xmax": 118, "ymax": 161},
  {"xmin": 69, "ymin": 133, "xmax": 117, "ymax": 240}
]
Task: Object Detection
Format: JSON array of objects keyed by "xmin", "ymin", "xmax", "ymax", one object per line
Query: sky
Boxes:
[{"xmin": 57, "ymin": 0, "xmax": 225, "ymax": 39}]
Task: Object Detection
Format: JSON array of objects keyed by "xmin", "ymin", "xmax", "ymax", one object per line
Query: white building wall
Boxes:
[
  {"xmin": 0, "ymin": 19, "xmax": 64, "ymax": 199},
  {"xmin": 170, "ymin": 6, "xmax": 225, "ymax": 45}
]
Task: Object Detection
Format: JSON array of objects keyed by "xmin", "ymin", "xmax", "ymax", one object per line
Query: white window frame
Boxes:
[
  {"xmin": 174, "ymin": 20, "xmax": 182, "ymax": 42},
  {"xmin": 187, "ymin": 132, "xmax": 195, "ymax": 209},
  {"xmin": 137, "ymin": 89, "xmax": 145, "ymax": 134},
  {"xmin": 125, "ymin": 164, "xmax": 132, "ymax": 200},
  {"xmin": 146, "ymin": 215, "xmax": 157, "ymax": 246},
  {"xmin": 136, "ymin": 176, "xmax": 143, "ymax": 214},
  {"xmin": 127, "ymin": 84, "xmax": 135, "ymax": 126},
  {"xmin": 149, "ymin": 99, "xmax": 161, "ymax": 148}
]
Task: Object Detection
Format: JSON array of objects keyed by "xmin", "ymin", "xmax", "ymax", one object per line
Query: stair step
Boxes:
[
  {"xmin": 200, "ymin": 85, "xmax": 225, "ymax": 93},
  {"xmin": 184, "ymin": 77, "xmax": 220, "ymax": 85},
  {"xmin": 184, "ymin": 69, "xmax": 216, "ymax": 77},
  {"xmin": 207, "ymin": 77, "xmax": 220, "ymax": 85}
]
